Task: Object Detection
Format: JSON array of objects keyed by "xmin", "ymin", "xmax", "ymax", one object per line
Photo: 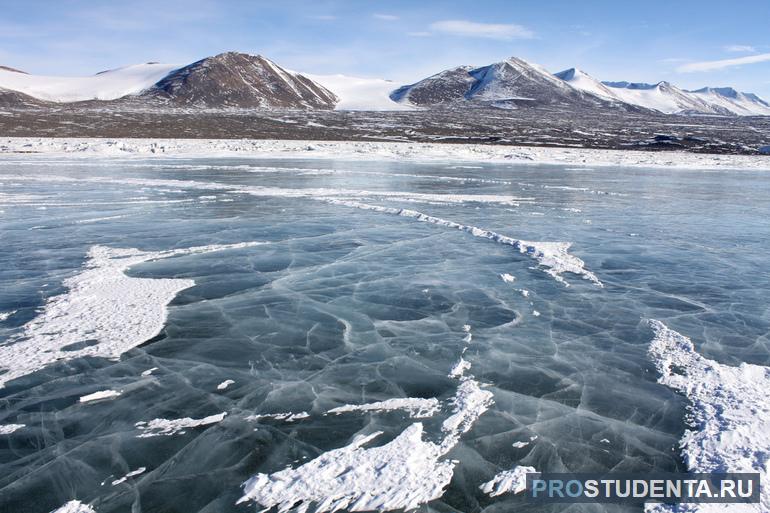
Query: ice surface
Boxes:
[
  {"xmin": 647, "ymin": 321, "xmax": 770, "ymax": 512},
  {"xmin": 239, "ymin": 326, "xmax": 494, "ymax": 512},
  {"xmin": 480, "ymin": 465, "xmax": 537, "ymax": 497},
  {"xmin": 2, "ymin": 155, "xmax": 768, "ymax": 513},
  {"xmin": 0, "ymin": 242, "xmax": 262, "ymax": 388}
]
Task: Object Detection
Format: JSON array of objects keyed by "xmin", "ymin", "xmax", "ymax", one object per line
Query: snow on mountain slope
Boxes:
[
  {"xmin": 600, "ymin": 81, "xmax": 730, "ymax": 115},
  {"xmin": 302, "ymin": 73, "xmax": 411, "ymax": 111},
  {"xmin": 687, "ymin": 87, "xmax": 770, "ymax": 116},
  {"xmin": 554, "ymin": 68, "xmax": 625, "ymax": 102},
  {"xmin": 0, "ymin": 63, "xmax": 180, "ymax": 102},
  {"xmin": 392, "ymin": 58, "xmax": 614, "ymax": 109}
]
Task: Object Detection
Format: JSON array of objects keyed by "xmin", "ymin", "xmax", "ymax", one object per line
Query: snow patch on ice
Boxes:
[
  {"xmin": 480, "ymin": 465, "xmax": 537, "ymax": 497},
  {"xmin": 246, "ymin": 412, "xmax": 310, "ymax": 423},
  {"xmin": 0, "ymin": 423, "xmax": 25, "ymax": 435},
  {"xmin": 0, "ymin": 242, "xmax": 262, "ymax": 388},
  {"xmin": 135, "ymin": 412, "xmax": 226, "ymax": 438},
  {"xmin": 217, "ymin": 379, "xmax": 235, "ymax": 390},
  {"xmin": 111, "ymin": 467, "xmax": 146, "ymax": 486},
  {"xmin": 79, "ymin": 389, "xmax": 122, "ymax": 403},
  {"xmin": 647, "ymin": 320, "xmax": 770, "ymax": 512},
  {"xmin": 328, "ymin": 398, "xmax": 440, "ymax": 418},
  {"xmin": 239, "ymin": 325, "xmax": 493, "ymax": 512},
  {"xmin": 49, "ymin": 500, "xmax": 96, "ymax": 513},
  {"xmin": 0, "ymin": 310, "xmax": 15, "ymax": 321},
  {"xmin": 500, "ymin": 273, "xmax": 515, "ymax": 283}
]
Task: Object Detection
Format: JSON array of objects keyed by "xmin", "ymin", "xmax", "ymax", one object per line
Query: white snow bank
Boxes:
[
  {"xmin": 647, "ymin": 320, "xmax": 770, "ymax": 512},
  {"xmin": 480, "ymin": 465, "xmax": 537, "ymax": 497},
  {"xmin": 328, "ymin": 398, "xmax": 440, "ymax": 418},
  {"xmin": 0, "ymin": 423, "xmax": 25, "ymax": 435},
  {"xmin": 2, "ymin": 137, "xmax": 768, "ymax": 170},
  {"xmin": 0, "ymin": 242, "xmax": 262, "ymax": 388},
  {"xmin": 111, "ymin": 467, "xmax": 146, "ymax": 486},
  {"xmin": 135, "ymin": 412, "xmax": 226, "ymax": 437},
  {"xmin": 239, "ymin": 325, "xmax": 493, "ymax": 512},
  {"xmin": 304, "ymin": 74, "xmax": 411, "ymax": 111},
  {"xmin": 79, "ymin": 390, "xmax": 122, "ymax": 403},
  {"xmin": 49, "ymin": 501, "xmax": 96, "ymax": 513},
  {"xmin": 0, "ymin": 63, "xmax": 178, "ymax": 102}
]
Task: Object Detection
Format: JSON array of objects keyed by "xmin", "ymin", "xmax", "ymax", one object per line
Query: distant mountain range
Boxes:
[{"xmin": 1, "ymin": 52, "xmax": 768, "ymax": 116}]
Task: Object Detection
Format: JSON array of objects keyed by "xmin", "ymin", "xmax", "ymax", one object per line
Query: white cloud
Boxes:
[
  {"xmin": 724, "ymin": 45, "xmax": 756, "ymax": 53},
  {"xmin": 407, "ymin": 31, "xmax": 432, "ymax": 37},
  {"xmin": 429, "ymin": 20, "xmax": 534, "ymax": 40},
  {"xmin": 373, "ymin": 13, "xmax": 399, "ymax": 21},
  {"xmin": 677, "ymin": 52, "xmax": 770, "ymax": 72}
]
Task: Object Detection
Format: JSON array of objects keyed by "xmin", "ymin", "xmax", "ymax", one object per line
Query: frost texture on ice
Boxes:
[
  {"xmin": 79, "ymin": 390, "xmax": 122, "ymax": 403},
  {"xmin": 49, "ymin": 500, "xmax": 96, "ymax": 513},
  {"xmin": 0, "ymin": 423, "xmax": 25, "ymax": 435},
  {"xmin": 480, "ymin": 465, "xmax": 537, "ymax": 497},
  {"xmin": 646, "ymin": 320, "xmax": 770, "ymax": 513},
  {"xmin": 239, "ymin": 326, "xmax": 494, "ymax": 512},
  {"xmin": 0, "ymin": 242, "xmax": 263, "ymax": 388},
  {"xmin": 135, "ymin": 412, "xmax": 227, "ymax": 438},
  {"xmin": 328, "ymin": 398, "xmax": 440, "ymax": 418}
]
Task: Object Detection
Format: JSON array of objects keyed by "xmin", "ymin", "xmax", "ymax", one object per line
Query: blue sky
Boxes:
[{"xmin": 2, "ymin": 0, "xmax": 769, "ymax": 98}]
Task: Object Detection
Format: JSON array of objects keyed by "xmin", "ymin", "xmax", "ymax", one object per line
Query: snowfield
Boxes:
[
  {"xmin": 1, "ymin": 137, "xmax": 769, "ymax": 170},
  {"xmin": 0, "ymin": 63, "xmax": 180, "ymax": 102}
]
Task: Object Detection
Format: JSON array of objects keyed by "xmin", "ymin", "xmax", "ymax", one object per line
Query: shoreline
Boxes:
[{"xmin": 1, "ymin": 137, "xmax": 769, "ymax": 171}]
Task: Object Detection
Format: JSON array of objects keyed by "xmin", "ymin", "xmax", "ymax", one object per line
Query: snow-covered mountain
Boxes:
[
  {"xmin": 0, "ymin": 62, "xmax": 180, "ymax": 102},
  {"xmin": 391, "ymin": 58, "xmax": 619, "ymax": 109},
  {"xmin": 686, "ymin": 87, "xmax": 770, "ymax": 116},
  {"xmin": 1, "ymin": 52, "xmax": 768, "ymax": 116},
  {"xmin": 556, "ymin": 67, "xmax": 770, "ymax": 116},
  {"xmin": 143, "ymin": 52, "xmax": 337, "ymax": 109}
]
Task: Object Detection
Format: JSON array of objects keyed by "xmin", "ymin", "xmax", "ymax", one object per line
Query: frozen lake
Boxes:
[{"xmin": 0, "ymin": 157, "xmax": 768, "ymax": 513}]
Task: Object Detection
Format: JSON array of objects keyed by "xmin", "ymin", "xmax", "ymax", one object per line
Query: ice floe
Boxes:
[
  {"xmin": 135, "ymin": 412, "xmax": 227, "ymax": 438},
  {"xmin": 0, "ymin": 423, "xmax": 25, "ymax": 435},
  {"xmin": 79, "ymin": 390, "xmax": 122, "ymax": 403},
  {"xmin": 49, "ymin": 500, "xmax": 96, "ymax": 513},
  {"xmin": 327, "ymin": 398, "xmax": 440, "ymax": 418},
  {"xmin": 647, "ymin": 320, "xmax": 770, "ymax": 512},
  {"xmin": 480, "ymin": 465, "xmax": 537, "ymax": 497},
  {"xmin": 0, "ymin": 242, "xmax": 262, "ymax": 388}
]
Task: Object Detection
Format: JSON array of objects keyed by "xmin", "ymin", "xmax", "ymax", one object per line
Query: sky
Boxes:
[{"xmin": 1, "ymin": 0, "xmax": 769, "ymax": 98}]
